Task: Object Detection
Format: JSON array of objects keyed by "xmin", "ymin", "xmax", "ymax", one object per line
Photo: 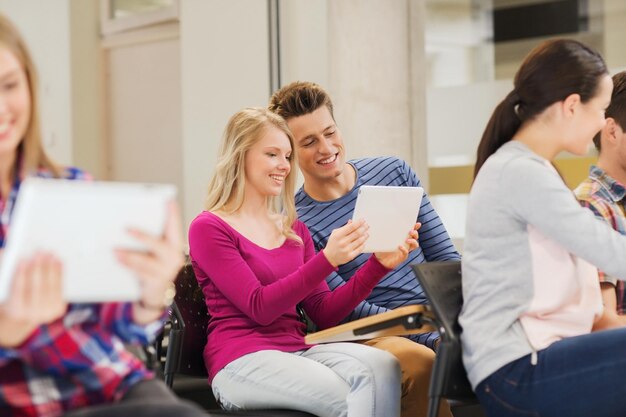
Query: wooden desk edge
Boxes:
[{"xmin": 305, "ymin": 305, "xmax": 433, "ymax": 344}]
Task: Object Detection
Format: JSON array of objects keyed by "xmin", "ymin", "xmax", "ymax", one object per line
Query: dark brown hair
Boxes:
[
  {"xmin": 474, "ymin": 39, "xmax": 608, "ymax": 177},
  {"xmin": 269, "ymin": 81, "xmax": 334, "ymax": 121},
  {"xmin": 593, "ymin": 71, "xmax": 626, "ymax": 151}
]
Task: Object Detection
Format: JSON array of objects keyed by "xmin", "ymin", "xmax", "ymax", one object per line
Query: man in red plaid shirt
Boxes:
[{"xmin": 575, "ymin": 70, "xmax": 626, "ymax": 324}]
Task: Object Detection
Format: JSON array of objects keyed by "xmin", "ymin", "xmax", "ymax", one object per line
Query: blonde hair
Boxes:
[
  {"xmin": 205, "ymin": 107, "xmax": 301, "ymax": 243},
  {"xmin": 0, "ymin": 13, "xmax": 61, "ymax": 178}
]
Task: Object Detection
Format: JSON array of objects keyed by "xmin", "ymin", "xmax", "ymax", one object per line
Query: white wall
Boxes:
[
  {"xmin": 604, "ymin": 0, "xmax": 626, "ymax": 69},
  {"xmin": 69, "ymin": 0, "xmax": 105, "ymax": 179},
  {"xmin": 7, "ymin": 0, "xmax": 625, "ymax": 236},
  {"xmin": 278, "ymin": 0, "xmax": 429, "ymax": 184},
  {"xmin": 106, "ymin": 38, "xmax": 182, "ymax": 190},
  {"xmin": 0, "ymin": 0, "xmax": 102, "ymax": 176},
  {"xmin": 427, "ymin": 79, "xmax": 512, "ymax": 167},
  {"xmin": 0, "ymin": 0, "xmax": 431, "ymax": 231},
  {"xmin": 328, "ymin": 0, "xmax": 413, "ymax": 163},
  {"xmin": 179, "ymin": 0, "xmax": 271, "ymax": 231},
  {"xmin": 279, "ymin": 0, "xmax": 329, "ymax": 88}
]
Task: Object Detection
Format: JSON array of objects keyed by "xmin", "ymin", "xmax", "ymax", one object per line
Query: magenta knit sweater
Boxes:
[{"xmin": 188, "ymin": 211, "xmax": 390, "ymax": 382}]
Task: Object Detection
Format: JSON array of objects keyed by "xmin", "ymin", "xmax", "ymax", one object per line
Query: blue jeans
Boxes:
[
  {"xmin": 212, "ymin": 343, "xmax": 401, "ymax": 417},
  {"xmin": 476, "ymin": 327, "xmax": 626, "ymax": 417}
]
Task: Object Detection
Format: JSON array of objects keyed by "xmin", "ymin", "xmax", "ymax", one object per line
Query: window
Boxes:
[{"xmin": 100, "ymin": 0, "xmax": 179, "ymax": 35}]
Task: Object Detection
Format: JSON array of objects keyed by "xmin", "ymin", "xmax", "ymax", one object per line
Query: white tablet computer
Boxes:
[
  {"xmin": 352, "ymin": 185, "xmax": 424, "ymax": 253},
  {"xmin": 0, "ymin": 178, "xmax": 177, "ymax": 303}
]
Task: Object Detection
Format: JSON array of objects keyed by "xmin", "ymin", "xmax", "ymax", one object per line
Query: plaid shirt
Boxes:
[
  {"xmin": 0, "ymin": 165, "xmax": 163, "ymax": 417},
  {"xmin": 0, "ymin": 165, "xmax": 91, "ymax": 247},
  {"xmin": 575, "ymin": 165, "xmax": 626, "ymax": 314}
]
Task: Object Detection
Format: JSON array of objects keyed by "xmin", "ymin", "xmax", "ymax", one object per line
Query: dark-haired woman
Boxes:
[{"xmin": 461, "ymin": 38, "xmax": 626, "ymax": 417}]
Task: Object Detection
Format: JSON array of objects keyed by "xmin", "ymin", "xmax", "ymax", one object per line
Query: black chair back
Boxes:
[
  {"xmin": 412, "ymin": 261, "xmax": 484, "ymax": 417},
  {"xmin": 174, "ymin": 263, "xmax": 210, "ymax": 377},
  {"xmin": 162, "ymin": 263, "xmax": 210, "ymax": 387},
  {"xmin": 162, "ymin": 263, "xmax": 317, "ymax": 417}
]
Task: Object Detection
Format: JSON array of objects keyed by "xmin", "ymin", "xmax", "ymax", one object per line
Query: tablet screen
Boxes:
[
  {"xmin": 351, "ymin": 185, "xmax": 423, "ymax": 253},
  {"xmin": 0, "ymin": 178, "xmax": 177, "ymax": 303}
]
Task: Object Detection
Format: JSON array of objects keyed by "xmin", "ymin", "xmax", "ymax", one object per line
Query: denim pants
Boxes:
[
  {"xmin": 361, "ymin": 336, "xmax": 453, "ymax": 417},
  {"xmin": 211, "ymin": 342, "xmax": 402, "ymax": 417},
  {"xmin": 476, "ymin": 327, "xmax": 626, "ymax": 417}
]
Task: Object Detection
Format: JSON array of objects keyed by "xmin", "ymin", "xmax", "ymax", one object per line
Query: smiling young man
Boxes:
[
  {"xmin": 575, "ymin": 71, "xmax": 626, "ymax": 325},
  {"xmin": 269, "ymin": 81, "xmax": 460, "ymax": 417}
]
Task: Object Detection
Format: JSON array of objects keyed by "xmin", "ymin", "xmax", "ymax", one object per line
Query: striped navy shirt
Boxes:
[{"xmin": 295, "ymin": 157, "xmax": 460, "ymax": 348}]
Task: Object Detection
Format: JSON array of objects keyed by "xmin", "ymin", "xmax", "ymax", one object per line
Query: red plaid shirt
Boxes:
[
  {"xmin": 575, "ymin": 165, "xmax": 626, "ymax": 314},
  {"xmin": 0, "ymin": 166, "xmax": 163, "ymax": 416}
]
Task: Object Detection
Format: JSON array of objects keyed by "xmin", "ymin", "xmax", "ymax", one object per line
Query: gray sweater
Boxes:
[{"xmin": 460, "ymin": 141, "xmax": 626, "ymax": 388}]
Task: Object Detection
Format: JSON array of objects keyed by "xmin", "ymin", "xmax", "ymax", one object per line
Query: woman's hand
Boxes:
[
  {"xmin": 0, "ymin": 252, "xmax": 66, "ymax": 347},
  {"xmin": 374, "ymin": 223, "xmax": 421, "ymax": 269},
  {"xmin": 322, "ymin": 219, "xmax": 369, "ymax": 267},
  {"xmin": 115, "ymin": 202, "xmax": 184, "ymax": 324},
  {"xmin": 592, "ymin": 307, "xmax": 626, "ymax": 332}
]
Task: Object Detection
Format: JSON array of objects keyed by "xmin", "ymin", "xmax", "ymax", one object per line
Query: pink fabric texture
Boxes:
[
  {"xmin": 188, "ymin": 211, "xmax": 390, "ymax": 382},
  {"xmin": 520, "ymin": 224, "xmax": 603, "ymax": 351}
]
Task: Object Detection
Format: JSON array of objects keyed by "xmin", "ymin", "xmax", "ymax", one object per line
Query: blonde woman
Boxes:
[
  {"xmin": 0, "ymin": 13, "xmax": 205, "ymax": 417},
  {"xmin": 188, "ymin": 107, "xmax": 419, "ymax": 417}
]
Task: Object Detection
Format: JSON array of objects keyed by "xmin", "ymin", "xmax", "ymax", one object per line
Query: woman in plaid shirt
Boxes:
[{"xmin": 0, "ymin": 13, "xmax": 205, "ymax": 417}]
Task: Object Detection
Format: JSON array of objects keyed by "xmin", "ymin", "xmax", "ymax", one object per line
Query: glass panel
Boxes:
[
  {"xmin": 425, "ymin": 0, "xmax": 626, "ymax": 182},
  {"xmin": 101, "ymin": 0, "xmax": 178, "ymax": 36},
  {"xmin": 424, "ymin": 0, "xmax": 625, "ymax": 88},
  {"xmin": 110, "ymin": 0, "xmax": 175, "ymax": 19},
  {"xmin": 425, "ymin": 0, "xmax": 494, "ymax": 88}
]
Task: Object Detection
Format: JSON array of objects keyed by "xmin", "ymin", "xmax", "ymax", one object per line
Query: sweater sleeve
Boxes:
[
  {"xmin": 401, "ymin": 160, "xmax": 461, "ymax": 261},
  {"xmin": 504, "ymin": 157, "xmax": 626, "ymax": 278},
  {"xmin": 577, "ymin": 197, "xmax": 620, "ymax": 285},
  {"xmin": 326, "ymin": 271, "xmax": 392, "ymax": 317},
  {"xmin": 296, "ymin": 223, "xmax": 392, "ymax": 329},
  {"xmin": 188, "ymin": 215, "xmax": 337, "ymax": 326}
]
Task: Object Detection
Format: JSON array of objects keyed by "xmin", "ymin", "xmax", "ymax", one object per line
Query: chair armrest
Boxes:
[
  {"xmin": 163, "ymin": 302, "xmax": 185, "ymax": 387},
  {"xmin": 304, "ymin": 305, "xmax": 435, "ymax": 344}
]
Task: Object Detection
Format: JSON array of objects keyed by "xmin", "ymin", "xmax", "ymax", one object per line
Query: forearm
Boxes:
[
  {"xmin": 132, "ymin": 302, "xmax": 167, "ymax": 326},
  {"xmin": 199, "ymin": 249, "xmax": 337, "ymax": 326},
  {"xmin": 304, "ymin": 256, "xmax": 390, "ymax": 329},
  {"xmin": 594, "ymin": 285, "xmax": 626, "ymax": 331},
  {"xmin": 131, "ymin": 282, "xmax": 176, "ymax": 325},
  {"xmin": 416, "ymin": 205, "xmax": 461, "ymax": 261},
  {"xmin": 190, "ymin": 219, "xmax": 340, "ymax": 326},
  {"xmin": 507, "ymin": 159, "xmax": 626, "ymax": 278},
  {"xmin": 592, "ymin": 309, "xmax": 626, "ymax": 331},
  {"xmin": 345, "ymin": 299, "xmax": 389, "ymax": 322},
  {"xmin": 101, "ymin": 303, "xmax": 165, "ymax": 345}
]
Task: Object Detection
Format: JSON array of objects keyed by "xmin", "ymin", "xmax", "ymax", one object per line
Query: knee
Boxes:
[
  {"xmin": 387, "ymin": 341, "xmax": 436, "ymax": 380},
  {"xmin": 366, "ymin": 349, "xmax": 402, "ymax": 382}
]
